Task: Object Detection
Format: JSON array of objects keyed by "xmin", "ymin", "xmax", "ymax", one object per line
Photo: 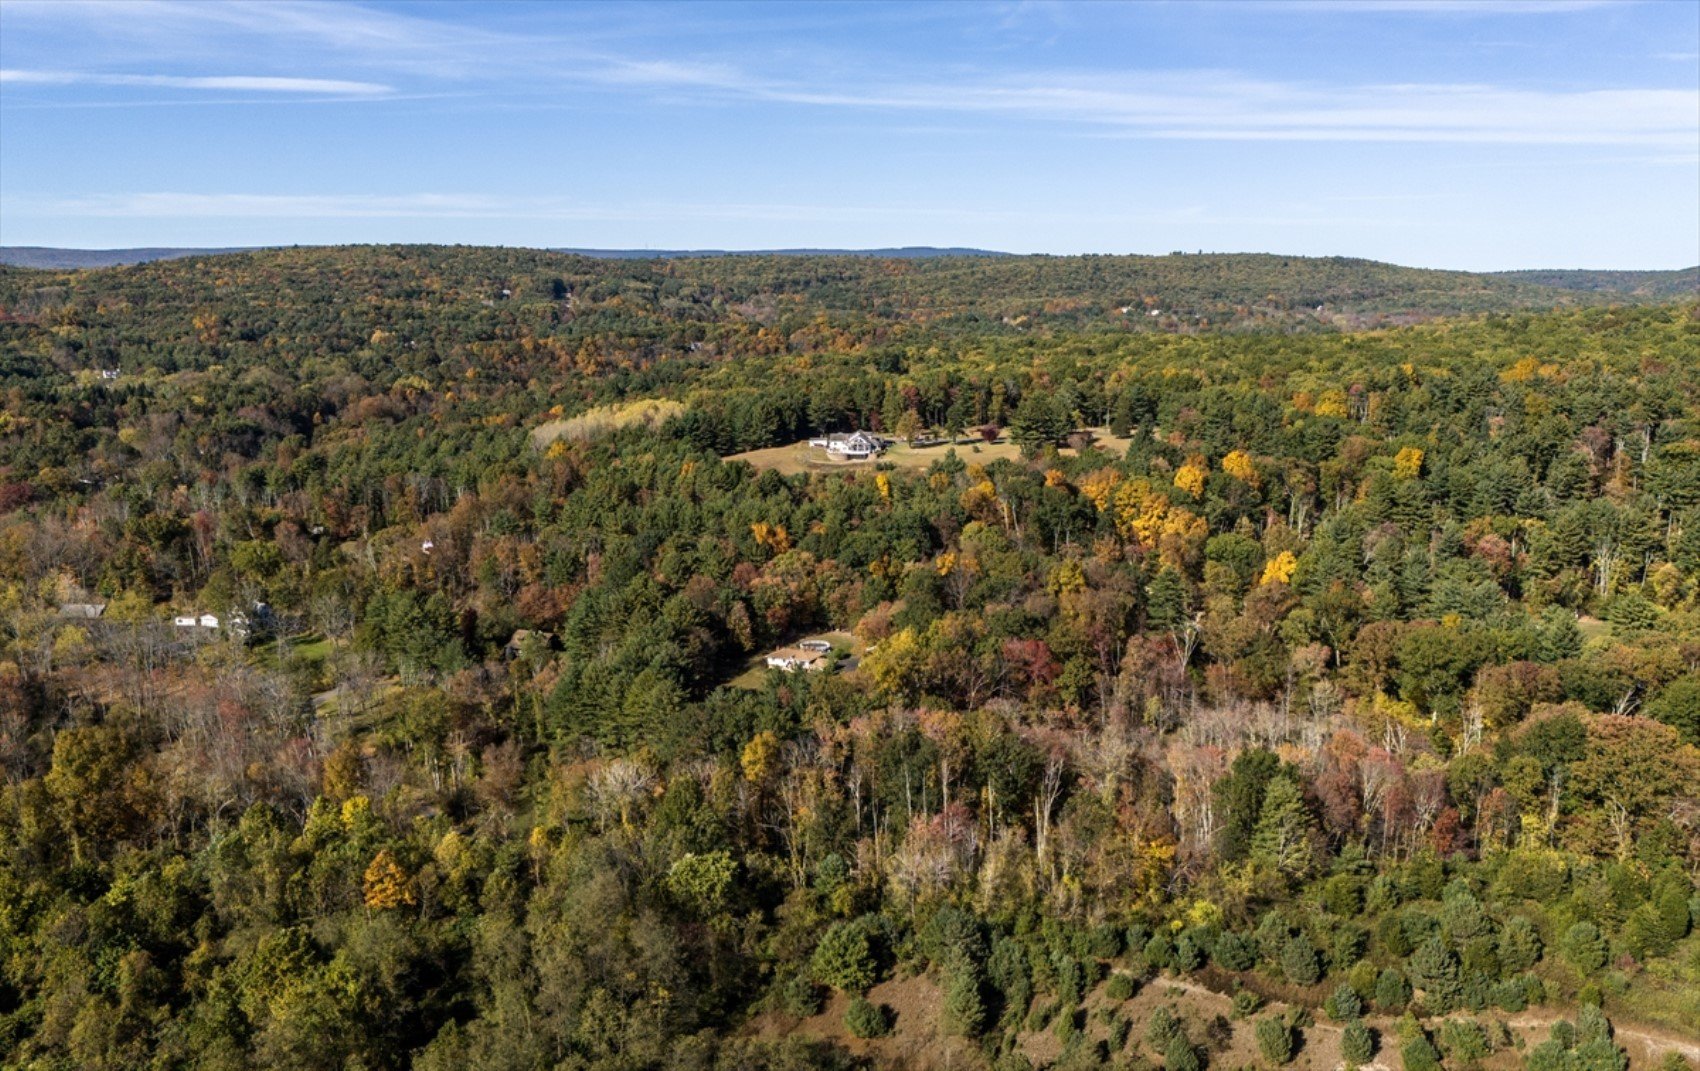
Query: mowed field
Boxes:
[
  {"xmin": 727, "ymin": 630, "xmax": 862, "ymax": 689},
  {"xmin": 728, "ymin": 429, "xmax": 1136, "ymax": 475}
]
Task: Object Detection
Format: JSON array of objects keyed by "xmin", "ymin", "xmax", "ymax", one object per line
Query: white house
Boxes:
[
  {"xmin": 765, "ymin": 646, "xmax": 829, "ymax": 672},
  {"xmin": 807, "ymin": 431, "xmax": 886, "ymax": 460}
]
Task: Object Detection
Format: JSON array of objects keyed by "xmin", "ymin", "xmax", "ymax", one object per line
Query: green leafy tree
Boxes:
[
  {"xmin": 1646, "ymin": 675, "xmax": 1700, "ymax": 745},
  {"xmin": 42, "ymin": 722, "xmax": 148, "ymax": 863},
  {"xmin": 665, "ymin": 850, "xmax": 738, "ymax": 920},
  {"xmin": 1568, "ymin": 715, "xmax": 1700, "ymax": 859}
]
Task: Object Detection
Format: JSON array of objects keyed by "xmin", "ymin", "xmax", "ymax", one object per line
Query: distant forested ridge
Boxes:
[
  {"xmin": 552, "ymin": 245, "xmax": 1011, "ymax": 260},
  {"xmin": 1492, "ymin": 267, "xmax": 1700, "ymax": 300},
  {"xmin": 0, "ymin": 246, "xmax": 1698, "ymax": 1071},
  {"xmin": 0, "ymin": 245, "xmax": 1008, "ymax": 269},
  {"xmin": 0, "ymin": 245, "xmax": 263, "ymax": 269},
  {"xmin": 1, "ymin": 243, "xmax": 1692, "ymax": 316}
]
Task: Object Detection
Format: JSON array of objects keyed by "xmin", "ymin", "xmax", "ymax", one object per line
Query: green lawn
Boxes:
[
  {"xmin": 728, "ymin": 428, "xmax": 1135, "ymax": 476},
  {"xmin": 729, "ymin": 630, "xmax": 860, "ymax": 690}
]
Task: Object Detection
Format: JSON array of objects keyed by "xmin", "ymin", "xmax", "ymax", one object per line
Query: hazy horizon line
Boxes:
[{"xmin": 3, "ymin": 242, "xmax": 1699, "ymax": 275}]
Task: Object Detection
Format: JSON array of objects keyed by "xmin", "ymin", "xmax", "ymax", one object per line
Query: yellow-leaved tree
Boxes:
[
  {"xmin": 862, "ymin": 626, "xmax": 923, "ymax": 702},
  {"xmin": 1393, "ymin": 446, "xmax": 1425, "ymax": 480},
  {"xmin": 363, "ymin": 849, "xmax": 417, "ymax": 910},
  {"xmin": 1314, "ymin": 390, "xmax": 1350, "ymax": 419},
  {"xmin": 1078, "ymin": 468, "xmax": 1121, "ymax": 512},
  {"xmin": 1221, "ymin": 450, "xmax": 1261, "ymax": 490},
  {"xmin": 1260, "ymin": 551, "xmax": 1299, "ymax": 586},
  {"xmin": 750, "ymin": 521, "xmax": 791, "ymax": 553},
  {"xmin": 741, "ymin": 731, "xmax": 779, "ymax": 785},
  {"xmin": 1173, "ymin": 462, "xmax": 1207, "ymax": 497}
]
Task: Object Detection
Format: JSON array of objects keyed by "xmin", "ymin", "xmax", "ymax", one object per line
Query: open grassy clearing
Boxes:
[
  {"xmin": 530, "ymin": 397, "xmax": 687, "ymax": 449},
  {"xmin": 728, "ymin": 427, "xmax": 1137, "ymax": 476},
  {"xmin": 1576, "ymin": 615, "xmax": 1612, "ymax": 647},
  {"xmin": 727, "ymin": 630, "xmax": 862, "ymax": 689}
]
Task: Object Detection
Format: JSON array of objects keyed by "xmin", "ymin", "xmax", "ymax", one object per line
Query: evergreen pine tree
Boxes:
[
  {"xmin": 1251, "ymin": 775, "xmax": 1317, "ymax": 880},
  {"xmin": 1402, "ymin": 1033, "xmax": 1443, "ymax": 1071},
  {"xmin": 1375, "ymin": 968, "xmax": 1411, "ymax": 1013},
  {"xmin": 1498, "ymin": 916, "xmax": 1543, "ymax": 975},
  {"xmin": 1165, "ymin": 1034, "xmax": 1202, "ymax": 1071},
  {"xmin": 943, "ymin": 969, "xmax": 988, "ymax": 1037},
  {"xmin": 1342, "ymin": 1021, "xmax": 1376, "ymax": 1067},
  {"xmin": 1280, "ymin": 935, "xmax": 1322, "ymax": 987},
  {"xmin": 1256, "ymin": 1016, "xmax": 1295, "ymax": 1065}
]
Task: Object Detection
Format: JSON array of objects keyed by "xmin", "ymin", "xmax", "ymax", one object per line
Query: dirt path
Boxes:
[
  {"xmin": 1503, "ymin": 1013, "xmax": 1700, "ymax": 1064},
  {"xmin": 1141, "ymin": 975, "xmax": 1700, "ymax": 1068},
  {"xmin": 755, "ymin": 968, "xmax": 1698, "ymax": 1071}
]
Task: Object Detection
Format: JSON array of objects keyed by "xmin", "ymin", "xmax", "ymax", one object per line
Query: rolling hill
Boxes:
[{"xmin": 3, "ymin": 245, "xmax": 1692, "ymax": 337}]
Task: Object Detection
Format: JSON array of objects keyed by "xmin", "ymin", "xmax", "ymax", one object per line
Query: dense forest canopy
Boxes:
[
  {"xmin": 1490, "ymin": 269, "xmax": 1700, "ymax": 301},
  {"xmin": 1, "ymin": 246, "xmax": 1698, "ymax": 1071}
]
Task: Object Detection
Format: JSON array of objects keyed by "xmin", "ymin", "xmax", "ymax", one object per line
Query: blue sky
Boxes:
[{"xmin": 1, "ymin": 0, "xmax": 1696, "ymax": 269}]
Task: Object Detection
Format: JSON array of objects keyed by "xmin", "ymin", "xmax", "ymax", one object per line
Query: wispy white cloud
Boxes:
[
  {"xmin": 738, "ymin": 73, "xmax": 1700, "ymax": 148},
  {"xmin": 0, "ymin": 69, "xmax": 391, "ymax": 94},
  {"xmin": 584, "ymin": 58, "xmax": 755, "ymax": 91},
  {"xmin": 4, "ymin": 0, "xmax": 1693, "ymax": 147},
  {"xmin": 0, "ymin": 0, "xmax": 509, "ymax": 77}
]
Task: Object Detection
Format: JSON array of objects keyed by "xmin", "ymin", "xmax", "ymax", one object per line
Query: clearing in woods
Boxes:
[
  {"xmin": 727, "ymin": 630, "xmax": 862, "ymax": 690},
  {"xmin": 728, "ymin": 428, "xmax": 1136, "ymax": 476},
  {"xmin": 757, "ymin": 969, "xmax": 1700, "ymax": 1071}
]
